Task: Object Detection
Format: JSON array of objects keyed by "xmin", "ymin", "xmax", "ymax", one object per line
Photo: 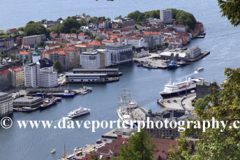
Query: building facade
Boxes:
[
  {"xmin": 39, "ymin": 67, "xmax": 58, "ymax": 88},
  {"xmin": 0, "ymin": 69, "xmax": 12, "ymax": 90},
  {"xmin": 8, "ymin": 66, "xmax": 24, "ymax": 87},
  {"xmin": 24, "ymin": 63, "xmax": 40, "ymax": 88},
  {"xmin": 160, "ymin": 10, "xmax": 172, "ymax": 23},
  {"xmin": 0, "ymin": 92, "xmax": 13, "ymax": 118},
  {"xmin": 80, "ymin": 51, "xmax": 100, "ymax": 69},
  {"xmin": 22, "ymin": 35, "xmax": 42, "ymax": 46}
]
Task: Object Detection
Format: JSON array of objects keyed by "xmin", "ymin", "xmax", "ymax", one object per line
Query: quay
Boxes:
[
  {"xmin": 57, "ymin": 139, "xmax": 112, "ymax": 160},
  {"xmin": 102, "ymin": 127, "xmax": 136, "ymax": 138},
  {"xmin": 73, "ymin": 68, "xmax": 123, "ymax": 76}
]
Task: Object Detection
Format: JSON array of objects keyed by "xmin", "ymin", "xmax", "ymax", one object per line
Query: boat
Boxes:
[
  {"xmin": 142, "ymin": 63, "xmax": 158, "ymax": 69},
  {"xmin": 68, "ymin": 106, "xmax": 90, "ymax": 119},
  {"xmin": 196, "ymin": 67, "xmax": 204, "ymax": 72},
  {"xmin": 51, "ymin": 149, "xmax": 56, "ymax": 154},
  {"xmin": 159, "ymin": 77, "xmax": 204, "ymax": 98},
  {"xmin": 168, "ymin": 60, "xmax": 179, "ymax": 69},
  {"xmin": 36, "ymin": 90, "xmax": 75, "ymax": 98},
  {"xmin": 83, "ymin": 86, "xmax": 92, "ymax": 92},
  {"xmin": 178, "ymin": 60, "xmax": 189, "ymax": 66},
  {"xmin": 117, "ymin": 86, "xmax": 138, "ymax": 127},
  {"xmin": 40, "ymin": 98, "xmax": 56, "ymax": 110},
  {"xmin": 13, "ymin": 107, "xmax": 34, "ymax": 112}
]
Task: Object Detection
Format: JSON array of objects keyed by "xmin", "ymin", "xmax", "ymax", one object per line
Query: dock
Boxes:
[{"xmin": 102, "ymin": 127, "xmax": 136, "ymax": 138}]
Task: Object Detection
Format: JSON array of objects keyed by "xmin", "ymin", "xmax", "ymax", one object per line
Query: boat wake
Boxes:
[{"xmin": 176, "ymin": 71, "xmax": 198, "ymax": 82}]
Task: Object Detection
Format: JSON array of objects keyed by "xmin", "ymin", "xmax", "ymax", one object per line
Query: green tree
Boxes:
[
  {"xmin": 115, "ymin": 15, "xmax": 122, "ymax": 20},
  {"xmin": 70, "ymin": 28, "xmax": 77, "ymax": 33},
  {"xmin": 30, "ymin": 59, "xmax": 33, "ymax": 63},
  {"xmin": 118, "ymin": 129, "xmax": 156, "ymax": 160},
  {"xmin": 89, "ymin": 17, "xmax": 98, "ymax": 23},
  {"xmin": 90, "ymin": 153, "xmax": 98, "ymax": 160},
  {"xmin": 23, "ymin": 58, "xmax": 26, "ymax": 64},
  {"xmin": 168, "ymin": 137, "xmax": 192, "ymax": 160},
  {"xmin": 57, "ymin": 17, "xmax": 63, "ymax": 21},
  {"xmin": 170, "ymin": 135, "xmax": 174, "ymax": 140},
  {"xmin": 60, "ymin": 17, "xmax": 80, "ymax": 33},
  {"xmin": 95, "ymin": 36, "xmax": 101, "ymax": 41},
  {"xmin": 218, "ymin": 0, "xmax": 240, "ymax": 26},
  {"xmin": 79, "ymin": 19, "xmax": 87, "ymax": 27},
  {"xmin": 132, "ymin": 46, "xmax": 135, "ymax": 50},
  {"xmin": 164, "ymin": 42, "xmax": 169, "ymax": 48},
  {"xmin": 161, "ymin": 135, "xmax": 165, "ymax": 139},
  {"xmin": 41, "ymin": 19, "xmax": 47, "ymax": 23},
  {"xmin": 24, "ymin": 21, "xmax": 47, "ymax": 36},
  {"xmin": 106, "ymin": 17, "xmax": 111, "ymax": 21},
  {"xmin": 194, "ymin": 94, "xmax": 210, "ymax": 110},
  {"xmin": 40, "ymin": 41, "xmax": 45, "ymax": 47},
  {"xmin": 53, "ymin": 60, "xmax": 62, "ymax": 72}
]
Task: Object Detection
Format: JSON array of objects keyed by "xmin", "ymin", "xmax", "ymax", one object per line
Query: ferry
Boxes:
[
  {"xmin": 160, "ymin": 77, "xmax": 204, "ymax": 98},
  {"xmin": 196, "ymin": 67, "xmax": 204, "ymax": 72},
  {"xmin": 68, "ymin": 107, "xmax": 90, "ymax": 119},
  {"xmin": 168, "ymin": 60, "xmax": 180, "ymax": 69},
  {"xmin": 36, "ymin": 90, "xmax": 75, "ymax": 98}
]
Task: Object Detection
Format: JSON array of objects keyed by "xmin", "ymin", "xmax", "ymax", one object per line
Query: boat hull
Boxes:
[
  {"xmin": 160, "ymin": 87, "xmax": 196, "ymax": 98},
  {"xmin": 68, "ymin": 111, "xmax": 90, "ymax": 119},
  {"xmin": 36, "ymin": 93, "xmax": 74, "ymax": 98}
]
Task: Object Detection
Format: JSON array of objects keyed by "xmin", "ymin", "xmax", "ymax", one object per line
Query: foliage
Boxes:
[
  {"xmin": 161, "ymin": 135, "xmax": 165, "ymax": 139},
  {"xmin": 23, "ymin": 21, "xmax": 47, "ymax": 36},
  {"xmin": 90, "ymin": 154, "xmax": 98, "ymax": 160},
  {"xmin": 115, "ymin": 15, "xmax": 122, "ymax": 20},
  {"xmin": 167, "ymin": 8, "xmax": 178, "ymax": 19},
  {"xmin": 132, "ymin": 46, "xmax": 135, "ymax": 50},
  {"xmin": 23, "ymin": 59, "xmax": 26, "ymax": 64},
  {"xmin": 70, "ymin": 28, "xmax": 77, "ymax": 33},
  {"xmin": 194, "ymin": 95, "xmax": 211, "ymax": 110},
  {"xmin": 164, "ymin": 42, "xmax": 169, "ymax": 47},
  {"xmin": 156, "ymin": 44, "xmax": 162, "ymax": 49},
  {"xmin": 79, "ymin": 18, "xmax": 87, "ymax": 27},
  {"xmin": 60, "ymin": 17, "xmax": 80, "ymax": 33},
  {"xmin": 57, "ymin": 17, "xmax": 63, "ymax": 21},
  {"xmin": 168, "ymin": 137, "xmax": 192, "ymax": 160},
  {"xmin": 118, "ymin": 129, "xmax": 156, "ymax": 160},
  {"xmin": 127, "ymin": 10, "xmax": 160, "ymax": 22},
  {"xmin": 89, "ymin": 17, "xmax": 98, "ymax": 23},
  {"xmin": 218, "ymin": 0, "xmax": 240, "ymax": 26},
  {"xmin": 41, "ymin": 19, "xmax": 47, "ymax": 23},
  {"xmin": 40, "ymin": 41, "xmax": 45, "ymax": 47},
  {"xmin": 175, "ymin": 68, "xmax": 240, "ymax": 159},
  {"xmin": 170, "ymin": 135, "xmax": 174, "ymax": 140},
  {"xmin": 98, "ymin": 16, "xmax": 106, "ymax": 21},
  {"xmin": 106, "ymin": 17, "xmax": 111, "ymax": 21},
  {"xmin": 53, "ymin": 60, "xmax": 62, "ymax": 72},
  {"xmin": 175, "ymin": 10, "xmax": 196, "ymax": 29},
  {"xmin": 95, "ymin": 36, "xmax": 101, "ymax": 41}
]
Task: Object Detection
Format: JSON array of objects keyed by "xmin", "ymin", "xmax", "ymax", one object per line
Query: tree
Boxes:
[
  {"xmin": 164, "ymin": 42, "xmax": 169, "ymax": 48},
  {"xmin": 132, "ymin": 46, "xmax": 135, "ymax": 50},
  {"xmin": 24, "ymin": 21, "xmax": 47, "ymax": 36},
  {"xmin": 90, "ymin": 153, "xmax": 98, "ymax": 160},
  {"xmin": 70, "ymin": 28, "xmax": 77, "ymax": 33},
  {"xmin": 173, "ymin": 68, "xmax": 240, "ymax": 159},
  {"xmin": 60, "ymin": 17, "xmax": 80, "ymax": 33},
  {"xmin": 118, "ymin": 129, "xmax": 156, "ymax": 160},
  {"xmin": 115, "ymin": 15, "xmax": 122, "ymax": 20},
  {"xmin": 41, "ymin": 19, "xmax": 47, "ymax": 23},
  {"xmin": 106, "ymin": 17, "xmax": 111, "ymax": 21},
  {"xmin": 30, "ymin": 59, "xmax": 33, "ymax": 63},
  {"xmin": 218, "ymin": 0, "xmax": 240, "ymax": 26},
  {"xmin": 53, "ymin": 60, "xmax": 62, "ymax": 72},
  {"xmin": 89, "ymin": 17, "xmax": 98, "ymax": 23},
  {"xmin": 79, "ymin": 19, "xmax": 87, "ymax": 27},
  {"xmin": 156, "ymin": 44, "xmax": 162, "ymax": 49},
  {"xmin": 170, "ymin": 135, "xmax": 174, "ymax": 140},
  {"xmin": 194, "ymin": 95, "xmax": 210, "ymax": 110},
  {"xmin": 168, "ymin": 137, "xmax": 192, "ymax": 160},
  {"xmin": 23, "ymin": 58, "xmax": 26, "ymax": 64},
  {"xmin": 161, "ymin": 135, "xmax": 165, "ymax": 139},
  {"xmin": 57, "ymin": 17, "xmax": 63, "ymax": 21},
  {"xmin": 40, "ymin": 41, "xmax": 45, "ymax": 47},
  {"xmin": 95, "ymin": 36, "xmax": 101, "ymax": 41}
]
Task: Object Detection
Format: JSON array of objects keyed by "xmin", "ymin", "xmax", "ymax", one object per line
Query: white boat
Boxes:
[
  {"xmin": 160, "ymin": 77, "xmax": 204, "ymax": 98},
  {"xmin": 51, "ymin": 149, "xmax": 56, "ymax": 154},
  {"xmin": 68, "ymin": 107, "xmax": 90, "ymax": 119},
  {"xmin": 117, "ymin": 85, "xmax": 138, "ymax": 127},
  {"xmin": 196, "ymin": 67, "xmax": 204, "ymax": 72}
]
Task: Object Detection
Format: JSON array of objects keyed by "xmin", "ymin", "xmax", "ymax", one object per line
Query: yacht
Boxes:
[
  {"xmin": 68, "ymin": 107, "xmax": 90, "ymax": 119},
  {"xmin": 196, "ymin": 67, "xmax": 204, "ymax": 72},
  {"xmin": 51, "ymin": 149, "xmax": 56, "ymax": 154},
  {"xmin": 160, "ymin": 77, "xmax": 204, "ymax": 98}
]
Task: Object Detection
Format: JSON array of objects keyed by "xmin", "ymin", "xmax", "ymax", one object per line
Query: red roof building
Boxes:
[
  {"xmin": 0, "ymin": 69, "xmax": 11, "ymax": 76},
  {"xmin": 19, "ymin": 51, "xmax": 30, "ymax": 55}
]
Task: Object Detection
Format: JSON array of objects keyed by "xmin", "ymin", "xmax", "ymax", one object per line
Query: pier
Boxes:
[{"xmin": 185, "ymin": 51, "xmax": 210, "ymax": 62}]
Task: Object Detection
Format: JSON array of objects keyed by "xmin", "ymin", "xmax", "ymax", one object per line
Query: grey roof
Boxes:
[
  {"xmin": 73, "ymin": 68, "xmax": 118, "ymax": 72},
  {"xmin": 0, "ymin": 92, "xmax": 8, "ymax": 98},
  {"xmin": 13, "ymin": 96, "xmax": 42, "ymax": 104},
  {"xmin": 66, "ymin": 73, "xmax": 107, "ymax": 76}
]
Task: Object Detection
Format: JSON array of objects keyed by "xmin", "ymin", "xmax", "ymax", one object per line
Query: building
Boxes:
[
  {"xmin": 89, "ymin": 40, "xmax": 105, "ymax": 50},
  {"xmin": 39, "ymin": 67, "xmax": 58, "ymax": 88},
  {"xmin": 124, "ymin": 37, "xmax": 148, "ymax": 48},
  {"xmin": 80, "ymin": 51, "xmax": 100, "ymax": 69},
  {"xmin": 56, "ymin": 39, "xmax": 71, "ymax": 47},
  {"xmin": 172, "ymin": 24, "xmax": 187, "ymax": 33},
  {"xmin": 22, "ymin": 35, "xmax": 41, "ymax": 46},
  {"xmin": 18, "ymin": 51, "xmax": 31, "ymax": 62},
  {"xmin": 32, "ymin": 44, "xmax": 41, "ymax": 63},
  {"xmin": 23, "ymin": 63, "xmax": 40, "ymax": 88},
  {"xmin": 96, "ymin": 49, "xmax": 112, "ymax": 67},
  {"xmin": 0, "ymin": 60, "xmax": 22, "ymax": 72},
  {"xmin": 65, "ymin": 73, "xmax": 108, "ymax": 83},
  {"xmin": 0, "ymin": 69, "xmax": 12, "ymax": 90},
  {"xmin": 13, "ymin": 96, "xmax": 42, "ymax": 108},
  {"xmin": 75, "ymin": 43, "xmax": 93, "ymax": 53},
  {"xmin": 0, "ymin": 92, "xmax": 13, "ymax": 118},
  {"xmin": 42, "ymin": 20, "xmax": 61, "ymax": 29},
  {"xmin": 112, "ymin": 18, "xmax": 135, "ymax": 28},
  {"xmin": 0, "ymin": 37, "xmax": 14, "ymax": 52},
  {"xmin": 160, "ymin": 10, "xmax": 172, "ymax": 23},
  {"xmin": 50, "ymin": 31, "xmax": 58, "ymax": 39},
  {"xmin": 185, "ymin": 46, "xmax": 201, "ymax": 59},
  {"xmin": 133, "ymin": 48, "xmax": 150, "ymax": 58},
  {"xmin": 62, "ymin": 45, "xmax": 81, "ymax": 68},
  {"xmin": 73, "ymin": 68, "xmax": 120, "ymax": 76},
  {"xmin": 8, "ymin": 66, "xmax": 24, "ymax": 87},
  {"xmin": 196, "ymin": 81, "xmax": 213, "ymax": 100},
  {"xmin": 160, "ymin": 48, "xmax": 188, "ymax": 60},
  {"xmin": 102, "ymin": 38, "xmax": 119, "ymax": 46},
  {"xmin": 45, "ymin": 43, "xmax": 60, "ymax": 50},
  {"xmin": 104, "ymin": 44, "xmax": 133, "ymax": 64}
]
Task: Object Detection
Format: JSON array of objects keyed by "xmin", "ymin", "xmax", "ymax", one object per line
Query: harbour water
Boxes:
[{"xmin": 0, "ymin": 0, "xmax": 240, "ymax": 160}]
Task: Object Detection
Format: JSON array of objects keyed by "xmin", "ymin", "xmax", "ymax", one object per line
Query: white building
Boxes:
[
  {"xmin": 185, "ymin": 46, "xmax": 201, "ymax": 59},
  {"xmin": 172, "ymin": 24, "xmax": 187, "ymax": 33},
  {"xmin": 39, "ymin": 67, "xmax": 58, "ymax": 88},
  {"xmin": 24, "ymin": 63, "xmax": 40, "ymax": 88},
  {"xmin": 160, "ymin": 10, "xmax": 172, "ymax": 23},
  {"xmin": 0, "ymin": 92, "xmax": 13, "ymax": 118},
  {"xmin": 124, "ymin": 37, "xmax": 148, "ymax": 48},
  {"xmin": 80, "ymin": 51, "xmax": 100, "ymax": 69}
]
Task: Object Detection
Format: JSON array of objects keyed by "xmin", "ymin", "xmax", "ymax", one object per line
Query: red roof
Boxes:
[
  {"xmin": 60, "ymin": 33, "xmax": 67, "ymax": 37},
  {"xmin": 144, "ymin": 31, "xmax": 160, "ymax": 35},
  {"xmin": 43, "ymin": 48, "xmax": 62, "ymax": 54},
  {"xmin": 68, "ymin": 33, "xmax": 76, "ymax": 36},
  {"xmin": 0, "ymin": 69, "xmax": 11, "ymax": 76},
  {"xmin": 58, "ymin": 51, "xmax": 69, "ymax": 55},
  {"xmin": 9, "ymin": 28, "xmax": 17, "ymax": 32},
  {"xmin": 78, "ymin": 33, "xmax": 87, "ymax": 36},
  {"xmin": 46, "ymin": 43, "xmax": 60, "ymax": 47},
  {"xmin": 19, "ymin": 51, "xmax": 30, "ymax": 55},
  {"xmin": 109, "ymin": 35, "xmax": 121, "ymax": 38},
  {"xmin": 102, "ymin": 38, "xmax": 118, "ymax": 43},
  {"xmin": 89, "ymin": 40, "xmax": 105, "ymax": 46},
  {"xmin": 125, "ymin": 37, "xmax": 141, "ymax": 40},
  {"xmin": 75, "ymin": 43, "xmax": 90, "ymax": 49},
  {"xmin": 63, "ymin": 45, "xmax": 78, "ymax": 51},
  {"xmin": 21, "ymin": 44, "xmax": 30, "ymax": 46},
  {"xmin": 9, "ymin": 66, "xmax": 21, "ymax": 72}
]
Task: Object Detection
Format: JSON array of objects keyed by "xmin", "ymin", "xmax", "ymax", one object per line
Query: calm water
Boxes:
[{"xmin": 0, "ymin": 0, "xmax": 240, "ymax": 159}]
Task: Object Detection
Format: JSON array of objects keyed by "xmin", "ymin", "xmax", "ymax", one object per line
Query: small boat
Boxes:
[
  {"xmin": 178, "ymin": 60, "xmax": 189, "ymax": 66},
  {"xmin": 51, "ymin": 149, "xmax": 56, "ymax": 154},
  {"xmin": 68, "ymin": 106, "xmax": 90, "ymax": 119},
  {"xmin": 196, "ymin": 67, "xmax": 204, "ymax": 72},
  {"xmin": 40, "ymin": 98, "xmax": 56, "ymax": 110},
  {"xmin": 168, "ymin": 61, "xmax": 178, "ymax": 69}
]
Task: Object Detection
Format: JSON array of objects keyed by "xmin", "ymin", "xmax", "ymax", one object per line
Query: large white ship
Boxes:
[
  {"xmin": 160, "ymin": 77, "xmax": 204, "ymax": 98},
  {"xmin": 68, "ymin": 107, "xmax": 90, "ymax": 119},
  {"xmin": 117, "ymin": 86, "xmax": 138, "ymax": 127}
]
